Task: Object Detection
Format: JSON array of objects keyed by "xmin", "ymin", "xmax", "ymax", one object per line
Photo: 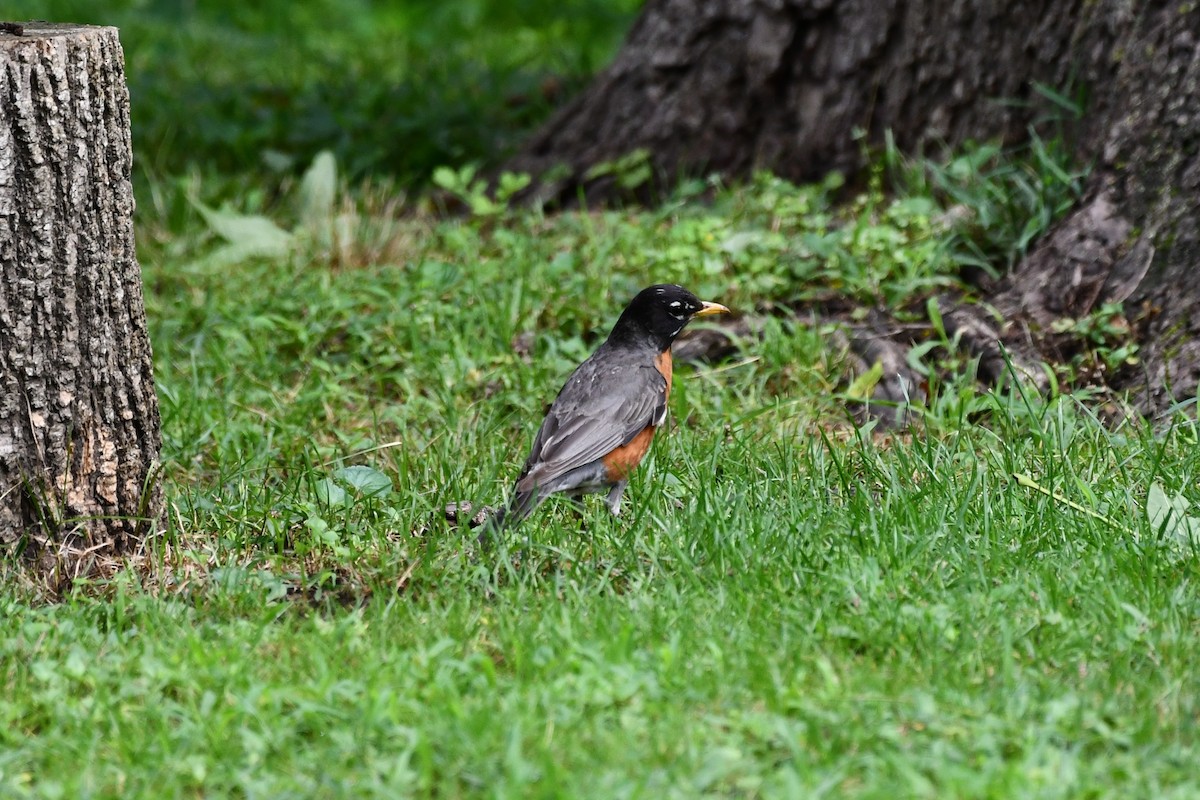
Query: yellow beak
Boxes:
[{"xmin": 694, "ymin": 300, "xmax": 731, "ymax": 317}]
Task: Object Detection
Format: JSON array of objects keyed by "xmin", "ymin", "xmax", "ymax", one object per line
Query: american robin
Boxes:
[{"xmin": 491, "ymin": 284, "xmax": 730, "ymax": 530}]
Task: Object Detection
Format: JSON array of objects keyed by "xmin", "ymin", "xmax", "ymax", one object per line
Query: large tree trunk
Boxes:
[
  {"xmin": 0, "ymin": 23, "xmax": 163, "ymax": 585},
  {"xmin": 507, "ymin": 0, "xmax": 1200, "ymax": 415},
  {"xmin": 509, "ymin": 0, "xmax": 1116, "ymax": 202}
]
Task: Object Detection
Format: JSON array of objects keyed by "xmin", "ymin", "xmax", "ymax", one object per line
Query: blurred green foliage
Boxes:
[{"xmin": 12, "ymin": 0, "xmax": 640, "ymax": 182}]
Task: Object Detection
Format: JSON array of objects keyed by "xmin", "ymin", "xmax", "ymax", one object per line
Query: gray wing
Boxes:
[{"xmin": 516, "ymin": 358, "xmax": 667, "ymax": 492}]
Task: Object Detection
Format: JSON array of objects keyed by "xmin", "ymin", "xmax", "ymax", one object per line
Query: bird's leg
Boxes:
[
  {"xmin": 563, "ymin": 491, "xmax": 596, "ymax": 564},
  {"xmin": 565, "ymin": 491, "xmax": 589, "ymax": 533},
  {"xmin": 604, "ymin": 481, "xmax": 628, "ymax": 517},
  {"xmin": 565, "ymin": 491, "xmax": 588, "ymax": 515}
]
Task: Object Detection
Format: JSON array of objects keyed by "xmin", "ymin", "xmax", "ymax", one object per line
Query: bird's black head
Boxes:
[{"xmin": 607, "ymin": 284, "xmax": 730, "ymax": 350}]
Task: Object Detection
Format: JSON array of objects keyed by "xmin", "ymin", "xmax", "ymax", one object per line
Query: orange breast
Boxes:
[
  {"xmin": 656, "ymin": 349, "xmax": 673, "ymax": 396},
  {"xmin": 601, "ymin": 347, "xmax": 673, "ymax": 482},
  {"xmin": 602, "ymin": 425, "xmax": 656, "ymax": 481}
]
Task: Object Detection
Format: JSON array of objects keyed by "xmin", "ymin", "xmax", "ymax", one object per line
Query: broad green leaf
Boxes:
[
  {"xmin": 845, "ymin": 360, "xmax": 884, "ymax": 401},
  {"xmin": 719, "ymin": 231, "xmax": 766, "ymax": 256},
  {"xmin": 335, "ymin": 465, "xmax": 394, "ymax": 497},
  {"xmin": 1147, "ymin": 481, "xmax": 1200, "ymax": 550},
  {"xmin": 314, "ymin": 477, "xmax": 347, "ymax": 506},
  {"xmin": 905, "ymin": 340, "xmax": 940, "ymax": 376},
  {"xmin": 926, "ymin": 296, "xmax": 946, "ymax": 341},
  {"xmin": 298, "ymin": 150, "xmax": 338, "ymax": 230},
  {"xmin": 431, "ymin": 165, "xmax": 458, "ymax": 190},
  {"xmin": 191, "ymin": 199, "xmax": 293, "ymax": 260}
]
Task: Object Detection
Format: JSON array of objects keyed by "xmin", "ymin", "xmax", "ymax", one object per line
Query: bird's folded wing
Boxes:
[{"xmin": 517, "ymin": 363, "xmax": 666, "ymax": 491}]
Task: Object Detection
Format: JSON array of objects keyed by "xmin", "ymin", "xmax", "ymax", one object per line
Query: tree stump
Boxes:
[{"xmin": 0, "ymin": 23, "xmax": 162, "ymax": 584}]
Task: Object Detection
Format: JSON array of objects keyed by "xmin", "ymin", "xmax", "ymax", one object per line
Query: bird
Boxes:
[{"xmin": 490, "ymin": 284, "xmax": 730, "ymax": 531}]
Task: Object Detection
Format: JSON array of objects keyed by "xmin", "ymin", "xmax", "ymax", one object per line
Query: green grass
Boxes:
[
  {"xmin": 3, "ymin": 150, "xmax": 1199, "ymax": 796},
  {"xmin": 12, "ymin": 0, "xmax": 640, "ymax": 182}
]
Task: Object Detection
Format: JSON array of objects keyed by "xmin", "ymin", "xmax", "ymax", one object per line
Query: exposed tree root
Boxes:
[{"xmin": 669, "ymin": 288, "xmax": 1110, "ymax": 427}]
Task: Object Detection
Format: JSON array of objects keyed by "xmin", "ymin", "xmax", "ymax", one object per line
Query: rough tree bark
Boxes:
[
  {"xmin": 506, "ymin": 0, "xmax": 1200, "ymax": 415},
  {"xmin": 0, "ymin": 23, "xmax": 163, "ymax": 583}
]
